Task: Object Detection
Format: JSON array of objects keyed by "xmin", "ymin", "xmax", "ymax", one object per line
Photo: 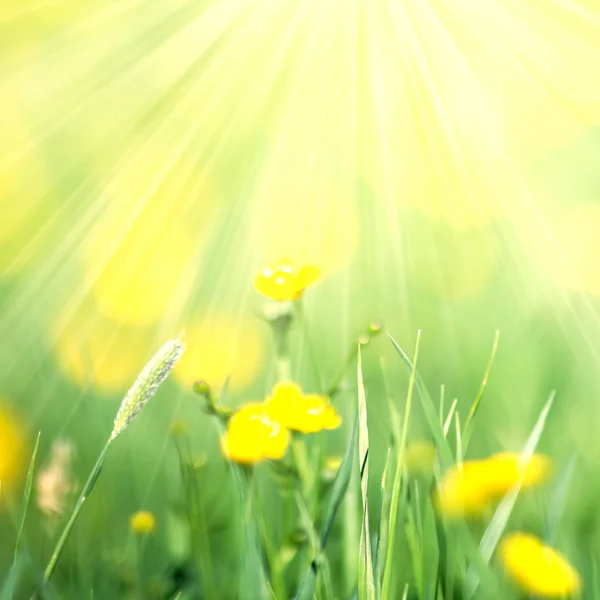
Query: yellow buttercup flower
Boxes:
[
  {"xmin": 479, "ymin": 452, "xmax": 552, "ymax": 496},
  {"xmin": 130, "ymin": 510, "xmax": 157, "ymax": 535},
  {"xmin": 221, "ymin": 403, "xmax": 290, "ymax": 465},
  {"xmin": 434, "ymin": 452, "xmax": 552, "ymax": 517},
  {"xmin": 265, "ymin": 382, "xmax": 341, "ymax": 434},
  {"xmin": 254, "ymin": 262, "xmax": 320, "ymax": 302},
  {"xmin": 500, "ymin": 532, "xmax": 581, "ymax": 598},
  {"xmin": 434, "ymin": 461, "xmax": 492, "ymax": 517}
]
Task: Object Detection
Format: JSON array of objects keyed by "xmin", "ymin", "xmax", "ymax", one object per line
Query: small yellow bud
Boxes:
[{"xmin": 130, "ymin": 510, "xmax": 157, "ymax": 535}]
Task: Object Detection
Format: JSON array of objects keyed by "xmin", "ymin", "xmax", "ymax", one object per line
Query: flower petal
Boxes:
[{"xmin": 294, "ymin": 265, "xmax": 321, "ymax": 293}]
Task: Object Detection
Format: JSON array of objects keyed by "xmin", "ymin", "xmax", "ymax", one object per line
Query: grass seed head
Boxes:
[{"xmin": 111, "ymin": 339, "xmax": 185, "ymax": 440}]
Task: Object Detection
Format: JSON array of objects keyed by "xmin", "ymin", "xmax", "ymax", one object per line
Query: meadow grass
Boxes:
[{"xmin": 0, "ymin": 286, "xmax": 588, "ymax": 600}]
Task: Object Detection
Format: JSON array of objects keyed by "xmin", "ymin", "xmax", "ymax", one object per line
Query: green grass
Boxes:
[{"xmin": 0, "ymin": 319, "xmax": 583, "ymax": 600}]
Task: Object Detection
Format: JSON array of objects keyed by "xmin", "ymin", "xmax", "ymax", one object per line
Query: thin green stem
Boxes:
[
  {"xmin": 13, "ymin": 432, "xmax": 41, "ymax": 568},
  {"xmin": 175, "ymin": 439, "xmax": 215, "ymax": 597},
  {"xmin": 253, "ymin": 481, "xmax": 289, "ymax": 600},
  {"xmin": 293, "ymin": 301, "xmax": 324, "ymax": 391},
  {"xmin": 42, "ymin": 438, "xmax": 112, "ymax": 585}
]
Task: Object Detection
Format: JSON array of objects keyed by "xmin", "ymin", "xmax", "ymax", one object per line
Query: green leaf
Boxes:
[
  {"xmin": 238, "ymin": 474, "xmax": 270, "ymax": 600},
  {"xmin": 443, "ymin": 399, "xmax": 458, "ymax": 438},
  {"xmin": 320, "ymin": 412, "xmax": 358, "ymax": 550},
  {"xmin": 293, "ymin": 562, "xmax": 318, "ymax": 600},
  {"xmin": 381, "ymin": 331, "xmax": 421, "ymax": 600},
  {"xmin": 389, "ymin": 333, "xmax": 491, "ymax": 597},
  {"xmin": 546, "ymin": 455, "xmax": 577, "ymax": 544},
  {"xmin": 388, "ymin": 333, "xmax": 454, "ymax": 469},
  {"xmin": 357, "ymin": 346, "xmax": 376, "ymax": 600},
  {"xmin": 13, "ymin": 431, "xmax": 41, "ymax": 566},
  {"xmin": 463, "ymin": 330, "xmax": 500, "ymax": 451},
  {"xmin": 294, "ymin": 404, "xmax": 359, "ymax": 600},
  {"xmin": 374, "ymin": 448, "xmax": 392, "ymax": 598},
  {"xmin": 463, "ymin": 391, "xmax": 556, "ymax": 600}
]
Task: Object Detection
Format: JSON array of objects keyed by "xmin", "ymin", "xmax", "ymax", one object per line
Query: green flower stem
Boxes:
[
  {"xmin": 175, "ymin": 439, "xmax": 214, "ymax": 596},
  {"xmin": 42, "ymin": 438, "xmax": 112, "ymax": 585},
  {"xmin": 326, "ymin": 345, "xmax": 361, "ymax": 398},
  {"xmin": 135, "ymin": 536, "xmax": 147, "ymax": 600},
  {"xmin": 293, "ymin": 301, "xmax": 324, "ymax": 392},
  {"xmin": 291, "ymin": 438, "xmax": 312, "ymax": 499},
  {"xmin": 253, "ymin": 480, "xmax": 289, "ymax": 600},
  {"xmin": 294, "ymin": 489, "xmax": 334, "ymax": 596},
  {"xmin": 188, "ymin": 466, "xmax": 215, "ymax": 595}
]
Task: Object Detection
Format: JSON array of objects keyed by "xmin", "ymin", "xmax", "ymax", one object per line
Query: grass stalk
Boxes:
[{"xmin": 42, "ymin": 439, "xmax": 111, "ymax": 585}]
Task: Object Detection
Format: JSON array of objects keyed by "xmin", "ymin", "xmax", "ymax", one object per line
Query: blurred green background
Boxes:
[{"xmin": 2, "ymin": 0, "xmax": 600, "ymax": 595}]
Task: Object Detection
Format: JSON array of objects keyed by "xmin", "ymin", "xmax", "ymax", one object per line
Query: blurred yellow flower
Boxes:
[
  {"xmin": 500, "ymin": 532, "xmax": 581, "ymax": 598},
  {"xmin": 324, "ymin": 456, "xmax": 343, "ymax": 472},
  {"xmin": 404, "ymin": 441, "xmax": 437, "ymax": 476},
  {"xmin": 173, "ymin": 314, "xmax": 265, "ymax": 393},
  {"xmin": 0, "ymin": 402, "xmax": 26, "ymax": 492},
  {"xmin": 53, "ymin": 305, "xmax": 156, "ymax": 393},
  {"xmin": 168, "ymin": 419, "xmax": 189, "ymax": 438},
  {"xmin": 255, "ymin": 262, "xmax": 320, "ymax": 302},
  {"xmin": 480, "ymin": 452, "xmax": 552, "ymax": 496},
  {"xmin": 221, "ymin": 404, "xmax": 290, "ymax": 465},
  {"xmin": 435, "ymin": 452, "xmax": 552, "ymax": 517},
  {"xmin": 83, "ymin": 145, "xmax": 215, "ymax": 326},
  {"xmin": 322, "ymin": 456, "xmax": 343, "ymax": 483},
  {"xmin": 434, "ymin": 461, "xmax": 492, "ymax": 517},
  {"xmin": 130, "ymin": 510, "xmax": 157, "ymax": 536},
  {"xmin": 265, "ymin": 382, "xmax": 341, "ymax": 434}
]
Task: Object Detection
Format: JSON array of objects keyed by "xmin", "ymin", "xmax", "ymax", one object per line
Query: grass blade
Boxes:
[
  {"xmin": 443, "ymin": 399, "xmax": 458, "ymax": 438},
  {"xmin": 357, "ymin": 346, "xmax": 376, "ymax": 600},
  {"xmin": 463, "ymin": 330, "xmax": 500, "ymax": 451},
  {"xmin": 388, "ymin": 333, "xmax": 454, "ymax": 469},
  {"xmin": 463, "ymin": 391, "xmax": 556, "ymax": 599},
  {"xmin": 293, "ymin": 564, "xmax": 317, "ymax": 600},
  {"xmin": 294, "ymin": 410, "xmax": 359, "ymax": 599},
  {"xmin": 320, "ymin": 412, "xmax": 358, "ymax": 550},
  {"xmin": 374, "ymin": 448, "xmax": 392, "ymax": 597},
  {"xmin": 454, "ymin": 413, "xmax": 463, "ymax": 466},
  {"xmin": 546, "ymin": 455, "xmax": 577, "ymax": 544},
  {"xmin": 13, "ymin": 431, "xmax": 41, "ymax": 567},
  {"xmin": 381, "ymin": 331, "xmax": 421, "ymax": 600}
]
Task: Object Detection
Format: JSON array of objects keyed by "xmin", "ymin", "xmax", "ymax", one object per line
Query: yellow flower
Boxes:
[
  {"xmin": 479, "ymin": 452, "xmax": 552, "ymax": 496},
  {"xmin": 130, "ymin": 510, "xmax": 157, "ymax": 535},
  {"xmin": 254, "ymin": 262, "xmax": 320, "ymax": 301},
  {"xmin": 0, "ymin": 402, "xmax": 27, "ymax": 492},
  {"xmin": 500, "ymin": 532, "xmax": 581, "ymax": 597},
  {"xmin": 265, "ymin": 382, "xmax": 342, "ymax": 434},
  {"xmin": 324, "ymin": 456, "xmax": 343, "ymax": 472},
  {"xmin": 404, "ymin": 441, "xmax": 437, "ymax": 476},
  {"xmin": 434, "ymin": 452, "xmax": 552, "ymax": 518},
  {"xmin": 434, "ymin": 461, "xmax": 492, "ymax": 517},
  {"xmin": 173, "ymin": 313, "xmax": 265, "ymax": 393},
  {"xmin": 322, "ymin": 456, "xmax": 343, "ymax": 483},
  {"xmin": 221, "ymin": 404, "xmax": 290, "ymax": 465},
  {"xmin": 169, "ymin": 419, "xmax": 188, "ymax": 437}
]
